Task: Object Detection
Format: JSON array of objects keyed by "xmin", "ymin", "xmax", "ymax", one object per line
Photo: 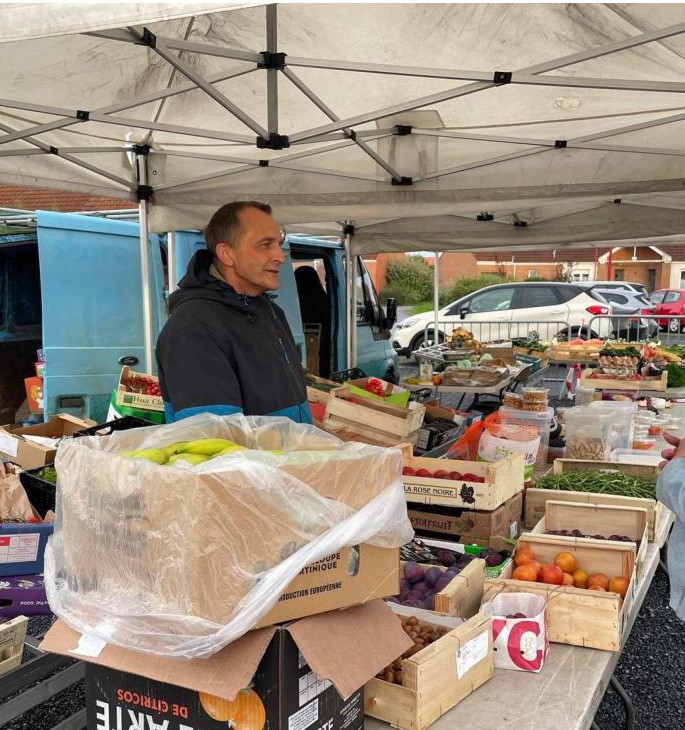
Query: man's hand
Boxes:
[{"xmin": 660, "ymin": 430, "xmax": 685, "ymax": 468}]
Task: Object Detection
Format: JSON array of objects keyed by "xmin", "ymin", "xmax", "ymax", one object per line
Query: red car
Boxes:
[{"xmin": 649, "ymin": 289, "xmax": 685, "ymax": 332}]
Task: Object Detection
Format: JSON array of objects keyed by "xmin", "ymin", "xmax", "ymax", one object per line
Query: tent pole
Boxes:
[
  {"xmin": 167, "ymin": 231, "xmax": 178, "ymax": 293},
  {"xmin": 136, "ymin": 152, "xmax": 154, "ymax": 374},
  {"xmin": 344, "ymin": 225, "xmax": 357, "ymax": 369},
  {"xmin": 433, "ymin": 252, "xmax": 440, "ymax": 345}
]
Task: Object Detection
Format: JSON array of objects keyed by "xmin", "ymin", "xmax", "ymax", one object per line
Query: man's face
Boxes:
[{"xmin": 218, "ymin": 207, "xmax": 285, "ymax": 295}]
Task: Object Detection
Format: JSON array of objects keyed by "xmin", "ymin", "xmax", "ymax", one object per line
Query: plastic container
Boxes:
[
  {"xmin": 521, "ymin": 387, "xmax": 549, "ymax": 412},
  {"xmin": 632, "ymin": 437, "xmax": 657, "ymax": 450},
  {"xmin": 588, "ymin": 400, "xmax": 637, "ymax": 452},
  {"xmin": 499, "ymin": 405, "xmax": 554, "ymax": 472},
  {"xmin": 610, "ymin": 448, "xmax": 663, "ymax": 467},
  {"xmin": 503, "ymin": 392, "xmax": 523, "ymax": 409},
  {"xmin": 562, "ymin": 406, "xmax": 614, "ymax": 461},
  {"xmin": 574, "ymin": 387, "xmax": 597, "ymax": 406}
]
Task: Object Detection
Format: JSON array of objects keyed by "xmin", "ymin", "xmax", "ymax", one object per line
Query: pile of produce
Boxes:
[
  {"xmin": 400, "ymin": 539, "xmax": 510, "ymax": 572},
  {"xmin": 121, "ymin": 438, "xmax": 278, "ymax": 466},
  {"xmin": 389, "ymin": 560, "xmax": 471, "ymax": 610},
  {"xmin": 402, "ymin": 465, "xmax": 485, "ymax": 482},
  {"xmin": 545, "ymin": 529, "xmax": 637, "ymax": 544},
  {"xmin": 376, "ymin": 615, "xmax": 450, "ymax": 683},
  {"xmin": 534, "ymin": 470, "xmax": 656, "ymax": 500},
  {"xmin": 32, "ymin": 465, "xmax": 58, "ymax": 484},
  {"xmin": 122, "ymin": 373, "xmax": 161, "ymax": 397},
  {"xmin": 512, "ymin": 546, "xmax": 630, "ymax": 598}
]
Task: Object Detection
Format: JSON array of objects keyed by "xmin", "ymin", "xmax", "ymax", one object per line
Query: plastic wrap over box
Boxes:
[{"xmin": 45, "ymin": 414, "xmax": 412, "ymax": 658}]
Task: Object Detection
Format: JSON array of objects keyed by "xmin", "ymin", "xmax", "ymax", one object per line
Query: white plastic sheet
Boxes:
[{"xmin": 45, "ymin": 414, "xmax": 412, "ymax": 658}]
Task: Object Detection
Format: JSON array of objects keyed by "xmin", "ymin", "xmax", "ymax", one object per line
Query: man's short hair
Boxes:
[{"xmin": 204, "ymin": 201, "xmax": 272, "ymax": 254}]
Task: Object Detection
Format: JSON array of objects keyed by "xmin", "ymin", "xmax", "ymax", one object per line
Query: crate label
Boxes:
[
  {"xmin": 0, "ymin": 431, "xmax": 19, "ymax": 458},
  {"xmin": 456, "ymin": 631, "xmax": 489, "ymax": 679},
  {"xmin": 289, "ymin": 698, "xmax": 318, "ymax": 730},
  {"xmin": 0, "ymin": 533, "xmax": 39, "ymax": 564}
]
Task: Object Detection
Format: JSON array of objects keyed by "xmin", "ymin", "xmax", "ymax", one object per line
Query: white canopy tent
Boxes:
[{"xmin": 2, "ymin": 3, "xmax": 685, "ymax": 366}]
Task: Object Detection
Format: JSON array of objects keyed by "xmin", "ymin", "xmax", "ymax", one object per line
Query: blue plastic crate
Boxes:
[{"xmin": 0, "ymin": 521, "xmax": 54, "ymax": 577}]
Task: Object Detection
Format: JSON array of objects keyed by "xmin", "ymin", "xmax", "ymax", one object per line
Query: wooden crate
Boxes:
[
  {"xmin": 364, "ymin": 609, "xmax": 493, "ymax": 730},
  {"xmin": 115, "ymin": 366, "xmax": 164, "ymax": 412},
  {"xmin": 525, "ymin": 458, "xmax": 660, "ymax": 538},
  {"xmin": 530, "ymin": 500, "xmax": 649, "ymax": 579},
  {"xmin": 483, "ymin": 534, "xmax": 635, "ymax": 651},
  {"xmin": 306, "ymin": 374, "xmax": 339, "ymax": 405},
  {"xmin": 578, "ymin": 369, "xmax": 668, "ymax": 392},
  {"xmin": 402, "ymin": 452, "xmax": 524, "ymax": 511},
  {"xmin": 325, "ymin": 386, "xmax": 425, "ymax": 444},
  {"xmin": 0, "ymin": 615, "xmax": 28, "ymax": 678},
  {"xmin": 397, "ymin": 558, "xmax": 485, "ymax": 618}
]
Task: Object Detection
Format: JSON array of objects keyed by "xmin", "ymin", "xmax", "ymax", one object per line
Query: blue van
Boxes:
[{"xmin": 0, "ymin": 210, "xmax": 398, "ymax": 422}]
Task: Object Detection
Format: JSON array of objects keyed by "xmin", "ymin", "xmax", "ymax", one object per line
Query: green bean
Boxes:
[{"xmin": 534, "ymin": 470, "xmax": 656, "ymax": 500}]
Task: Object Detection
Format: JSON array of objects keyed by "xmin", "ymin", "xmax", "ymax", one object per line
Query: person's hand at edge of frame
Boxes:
[{"xmin": 660, "ymin": 430, "xmax": 685, "ymax": 469}]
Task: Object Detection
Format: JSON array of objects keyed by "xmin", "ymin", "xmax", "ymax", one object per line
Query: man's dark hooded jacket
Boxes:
[{"xmin": 156, "ymin": 250, "xmax": 312, "ymax": 423}]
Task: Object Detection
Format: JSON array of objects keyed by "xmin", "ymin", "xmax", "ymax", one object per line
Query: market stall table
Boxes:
[
  {"xmin": 366, "ymin": 515, "xmax": 668, "ymax": 730},
  {"xmin": 402, "ymin": 363, "xmax": 535, "ymax": 410}
]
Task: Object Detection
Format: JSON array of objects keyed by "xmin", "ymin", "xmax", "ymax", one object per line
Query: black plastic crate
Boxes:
[
  {"xmin": 73, "ymin": 415, "xmax": 155, "ymax": 438},
  {"xmin": 18, "ymin": 468, "xmax": 56, "ymax": 519}
]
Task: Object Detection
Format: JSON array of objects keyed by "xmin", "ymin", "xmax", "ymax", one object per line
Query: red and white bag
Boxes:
[{"xmin": 481, "ymin": 592, "xmax": 548, "ymax": 672}]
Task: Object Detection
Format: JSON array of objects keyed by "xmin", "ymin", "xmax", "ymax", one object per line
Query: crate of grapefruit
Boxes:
[
  {"xmin": 115, "ymin": 366, "xmax": 164, "ymax": 412},
  {"xmin": 483, "ymin": 533, "xmax": 636, "ymax": 651}
]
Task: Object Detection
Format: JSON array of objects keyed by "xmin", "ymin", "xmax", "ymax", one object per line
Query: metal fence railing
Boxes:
[{"xmin": 584, "ymin": 314, "xmax": 684, "ymax": 344}]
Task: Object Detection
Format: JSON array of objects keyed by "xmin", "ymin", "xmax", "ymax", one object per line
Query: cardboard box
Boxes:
[
  {"xmin": 364, "ymin": 607, "xmax": 493, "ymax": 730},
  {"xmin": 115, "ymin": 366, "xmax": 164, "ymax": 412},
  {"xmin": 0, "ymin": 521, "xmax": 54, "ymax": 577},
  {"xmin": 402, "ymin": 452, "xmax": 524, "ymax": 511},
  {"xmin": 40, "ymin": 601, "xmax": 413, "ymax": 730},
  {"xmin": 407, "ymin": 490, "xmax": 523, "ymax": 545},
  {"xmin": 0, "ymin": 616, "xmax": 28, "ymax": 678},
  {"xmin": 0, "ymin": 574, "xmax": 50, "ymax": 617},
  {"xmin": 530, "ymin": 500, "xmax": 649, "ymax": 578},
  {"xmin": 57, "ymin": 437, "xmax": 403, "ymax": 627},
  {"xmin": 0, "ymin": 413, "xmax": 95, "ymax": 469},
  {"xmin": 257, "ymin": 545, "xmax": 399, "ymax": 628},
  {"xmin": 24, "ymin": 375, "xmax": 44, "ymax": 413},
  {"xmin": 483, "ymin": 534, "xmax": 636, "ymax": 651}
]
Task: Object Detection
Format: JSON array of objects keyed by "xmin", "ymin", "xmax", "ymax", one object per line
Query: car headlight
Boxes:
[{"xmin": 395, "ymin": 318, "xmax": 420, "ymax": 330}]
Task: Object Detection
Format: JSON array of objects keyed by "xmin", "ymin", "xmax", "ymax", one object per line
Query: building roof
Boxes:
[{"xmin": 0, "ymin": 184, "xmax": 130, "ymax": 213}]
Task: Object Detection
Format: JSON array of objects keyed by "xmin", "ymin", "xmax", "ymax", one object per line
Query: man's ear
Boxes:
[{"xmin": 215, "ymin": 242, "xmax": 234, "ymax": 267}]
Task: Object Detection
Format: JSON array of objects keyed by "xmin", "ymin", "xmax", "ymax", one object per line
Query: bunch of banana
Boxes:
[
  {"xmin": 657, "ymin": 348, "xmax": 683, "ymax": 364},
  {"xmin": 121, "ymin": 438, "xmax": 283, "ymax": 467}
]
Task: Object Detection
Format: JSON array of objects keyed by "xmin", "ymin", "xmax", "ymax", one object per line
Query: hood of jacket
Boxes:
[{"xmin": 169, "ymin": 249, "xmax": 272, "ymax": 317}]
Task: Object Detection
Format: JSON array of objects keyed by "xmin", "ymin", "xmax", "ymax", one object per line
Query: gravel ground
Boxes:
[{"xmin": 3, "ymin": 360, "xmax": 685, "ymax": 729}]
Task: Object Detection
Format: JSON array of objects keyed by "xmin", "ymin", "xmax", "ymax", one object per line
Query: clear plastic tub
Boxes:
[
  {"xmin": 562, "ymin": 406, "xmax": 614, "ymax": 460},
  {"xmin": 587, "ymin": 400, "xmax": 637, "ymax": 452},
  {"xmin": 499, "ymin": 405, "xmax": 554, "ymax": 471}
]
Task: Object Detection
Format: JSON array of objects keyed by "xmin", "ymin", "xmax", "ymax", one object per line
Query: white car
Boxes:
[{"xmin": 392, "ymin": 282, "xmax": 613, "ymax": 357}]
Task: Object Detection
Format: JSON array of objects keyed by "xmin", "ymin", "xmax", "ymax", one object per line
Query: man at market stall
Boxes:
[
  {"xmin": 156, "ymin": 201, "xmax": 312, "ymax": 424},
  {"xmin": 658, "ymin": 430, "xmax": 685, "ymax": 621}
]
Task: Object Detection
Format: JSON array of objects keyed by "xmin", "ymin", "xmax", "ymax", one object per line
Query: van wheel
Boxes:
[{"xmin": 409, "ymin": 331, "xmax": 444, "ymax": 362}]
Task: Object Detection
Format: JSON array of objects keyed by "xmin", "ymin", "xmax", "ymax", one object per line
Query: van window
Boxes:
[
  {"xmin": 356, "ymin": 260, "xmax": 386, "ymax": 337},
  {"xmin": 0, "ymin": 243, "xmax": 41, "ymax": 335}
]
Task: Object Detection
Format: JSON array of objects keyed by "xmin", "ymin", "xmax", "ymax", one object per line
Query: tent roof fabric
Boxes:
[{"xmin": 1, "ymin": 3, "xmax": 685, "ymax": 253}]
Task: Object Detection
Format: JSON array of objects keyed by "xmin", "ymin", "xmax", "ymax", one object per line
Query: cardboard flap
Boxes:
[
  {"xmin": 40, "ymin": 620, "xmax": 277, "ymax": 700},
  {"xmin": 287, "ymin": 600, "xmax": 413, "ymax": 700}
]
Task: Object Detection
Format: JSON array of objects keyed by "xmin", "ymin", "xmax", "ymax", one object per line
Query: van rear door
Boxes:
[{"xmin": 37, "ymin": 211, "xmax": 166, "ymax": 422}]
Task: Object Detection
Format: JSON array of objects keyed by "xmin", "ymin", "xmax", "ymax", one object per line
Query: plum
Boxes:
[
  {"xmin": 404, "ymin": 562, "xmax": 425, "ymax": 583},
  {"xmin": 434, "ymin": 575, "xmax": 452, "ymax": 592},
  {"xmin": 412, "ymin": 581, "xmax": 429, "ymax": 594},
  {"xmin": 399, "ymin": 579, "xmax": 411, "ymax": 594},
  {"xmin": 485, "ymin": 553, "xmax": 503, "ymax": 567},
  {"xmin": 436, "ymin": 549, "xmax": 456, "ymax": 567},
  {"xmin": 424, "ymin": 566, "xmax": 443, "ymax": 588},
  {"xmin": 423, "ymin": 594, "xmax": 435, "ymax": 610}
]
